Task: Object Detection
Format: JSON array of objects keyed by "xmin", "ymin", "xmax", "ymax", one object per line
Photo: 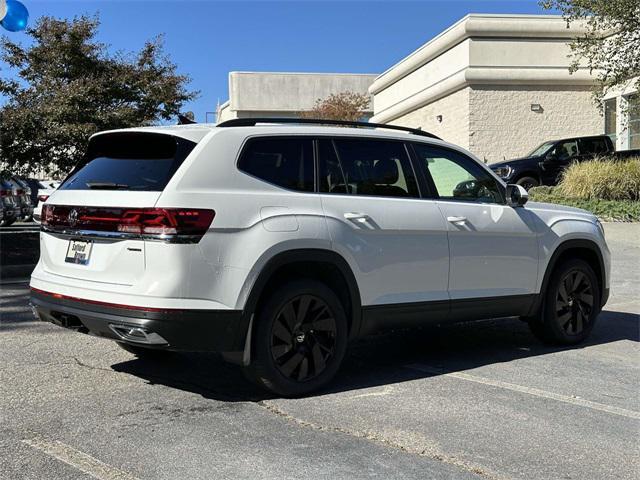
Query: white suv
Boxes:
[{"xmin": 30, "ymin": 119, "xmax": 610, "ymax": 396}]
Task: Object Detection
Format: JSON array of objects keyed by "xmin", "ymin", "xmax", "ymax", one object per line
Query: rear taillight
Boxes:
[
  {"xmin": 38, "ymin": 195, "xmax": 49, "ymax": 202},
  {"xmin": 16, "ymin": 188, "xmax": 25, "ymax": 195},
  {"xmin": 41, "ymin": 205, "xmax": 215, "ymax": 242},
  {"xmin": 0, "ymin": 189, "xmax": 13, "ymax": 197}
]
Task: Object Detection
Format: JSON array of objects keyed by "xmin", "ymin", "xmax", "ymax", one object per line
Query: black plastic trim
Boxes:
[
  {"xmin": 30, "ymin": 290, "xmax": 247, "ymax": 353},
  {"xmin": 361, "ymin": 294, "xmax": 537, "ymax": 335},
  {"xmin": 528, "ymin": 239, "xmax": 607, "ymax": 316},
  {"xmin": 244, "ymin": 249, "xmax": 362, "ymax": 339}
]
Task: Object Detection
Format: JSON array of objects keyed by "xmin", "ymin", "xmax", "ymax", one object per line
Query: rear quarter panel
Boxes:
[{"xmin": 157, "ymin": 129, "xmax": 332, "ymax": 310}]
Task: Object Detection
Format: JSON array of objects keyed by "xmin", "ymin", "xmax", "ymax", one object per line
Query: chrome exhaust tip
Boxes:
[{"xmin": 108, "ymin": 324, "xmax": 168, "ymax": 345}]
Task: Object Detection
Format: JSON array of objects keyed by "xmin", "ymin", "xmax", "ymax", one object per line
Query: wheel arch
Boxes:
[
  {"xmin": 243, "ymin": 248, "xmax": 363, "ymax": 341},
  {"xmin": 514, "ymin": 171, "xmax": 541, "ymax": 184},
  {"xmin": 530, "ymin": 239, "xmax": 607, "ymax": 316}
]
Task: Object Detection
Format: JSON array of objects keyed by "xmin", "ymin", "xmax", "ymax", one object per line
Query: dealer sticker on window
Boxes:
[{"xmin": 65, "ymin": 240, "xmax": 93, "ymax": 265}]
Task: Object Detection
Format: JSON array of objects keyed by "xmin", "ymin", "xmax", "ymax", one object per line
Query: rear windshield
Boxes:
[{"xmin": 60, "ymin": 132, "xmax": 197, "ymax": 191}]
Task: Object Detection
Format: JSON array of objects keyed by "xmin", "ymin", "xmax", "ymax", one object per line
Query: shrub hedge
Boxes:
[
  {"xmin": 529, "ymin": 186, "xmax": 640, "ymax": 222},
  {"xmin": 557, "ymin": 157, "xmax": 640, "ymax": 201}
]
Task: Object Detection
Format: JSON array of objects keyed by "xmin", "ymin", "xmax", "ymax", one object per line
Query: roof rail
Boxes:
[{"xmin": 215, "ymin": 117, "xmax": 441, "ymax": 140}]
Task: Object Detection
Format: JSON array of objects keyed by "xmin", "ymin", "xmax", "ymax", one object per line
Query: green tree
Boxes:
[
  {"xmin": 541, "ymin": 0, "xmax": 640, "ymax": 106},
  {"xmin": 0, "ymin": 15, "xmax": 198, "ymax": 176},
  {"xmin": 303, "ymin": 91, "xmax": 370, "ymax": 122}
]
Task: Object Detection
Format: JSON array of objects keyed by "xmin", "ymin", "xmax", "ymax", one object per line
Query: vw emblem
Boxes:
[{"xmin": 68, "ymin": 209, "xmax": 79, "ymax": 227}]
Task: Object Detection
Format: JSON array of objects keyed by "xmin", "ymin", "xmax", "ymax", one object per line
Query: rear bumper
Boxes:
[{"xmin": 30, "ymin": 289, "xmax": 250, "ymax": 356}]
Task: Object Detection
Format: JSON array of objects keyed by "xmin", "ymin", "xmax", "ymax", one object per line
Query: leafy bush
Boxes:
[
  {"xmin": 557, "ymin": 157, "xmax": 640, "ymax": 201},
  {"xmin": 529, "ymin": 186, "xmax": 640, "ymax": 222}
]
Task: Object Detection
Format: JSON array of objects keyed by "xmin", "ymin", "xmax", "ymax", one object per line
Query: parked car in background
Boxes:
[
  {"xmin": 31, "ymin": 119, "xmax": 610, "ymax": 396},
  {"xmin": 32, "ymin": 180, "xmax": 60, "ymax": 224},
  {"xmin": 10, "ymin": 176, "xmax": 35, "ymax": 221},
  {"xmin": 490, "ymin": 135, "xmax": 640, "ymax": 190},
  {"xmin": 0, "ymin": 178, "xmax": 21, "ymax": 226}
]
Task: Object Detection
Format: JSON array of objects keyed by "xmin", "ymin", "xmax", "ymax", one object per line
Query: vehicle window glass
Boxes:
[
  {"xmin": 322, "ymin": 138, "xmax": 419, "ymax": 198},
  {"xmin": 577, "ymin": 138, "xmax": 608, "ymax": 155},
  {"xmin": 527, "ymin": 141, "xmax": 555, "ymax": 157},
  {"xmin": 550, "ymin": 140, "xmax": 578, "ymax": 161},
  {"xmin": 413, "ymin": 144, "xmax": 504, "ymax": 203},
  {"xmin": 60, "ymin": 133, "xmax": 196, "ymax": 191},
  {"xmin": 318, "ymin": 139, "xmax": 349, "ymax": 194},
  {"xmin": 238, "ymin": 137, "xmax": 314, "ymax": 192}
]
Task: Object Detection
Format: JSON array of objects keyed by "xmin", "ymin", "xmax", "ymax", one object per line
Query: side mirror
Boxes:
[{"xmin": 506, "ymin": 184, "xmax": 528, "ymax": 207}]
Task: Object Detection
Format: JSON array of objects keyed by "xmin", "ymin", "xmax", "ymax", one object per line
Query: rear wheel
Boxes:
[
  {"xmin": 528, "ymin": 259, "xmax": 600, "ymax": 345},
  {"xmin": 515, "ymin": 176, "xmax": 539, "ymax": 191},
  {"xmin": 245, "ymin": 279, "xmax": 348, "ymax": 397},
  {"xmin": 0, "ymin": 218, "xmax": 16, "ymax": 227}
]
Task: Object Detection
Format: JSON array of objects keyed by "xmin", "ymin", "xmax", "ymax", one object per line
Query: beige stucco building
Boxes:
[
  {"xmin": 370, "ymin": 14, "xmax": 611, "ymax": 163},
  {"xmin": 217, "ymin": 72, "xmax": 376, "ymax": 122}
]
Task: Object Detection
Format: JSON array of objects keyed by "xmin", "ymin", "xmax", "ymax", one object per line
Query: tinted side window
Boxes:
[
  {"xmin": 551, "ymin": 140, "xmax": 578, "ymax": 161},
  {"xmin": 413, "ymin": 144, "xmax": 504, "ymax": 203},
  {"xmin": 578, "ymin": 137, "xmax": 608, "ymax": 155},
  {"xmin": 319, "ymin": 138, "xmax": 419, "ymax": 198},
  {"xmin": 238, "ymin": 137, "xmax": 314, "ymax": 192}
]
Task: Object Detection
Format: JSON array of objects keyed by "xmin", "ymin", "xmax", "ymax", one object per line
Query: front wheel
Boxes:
[
  {"xmin": 515, "ymin": 176, "xmax": 539, "ymax": 191},
  {"xmin": 245, "ymin": 280, "xmax": 348, "ymax": 397},
  {"xmin": 528, "ymin": 259, "xmax": 600, "ymax": 345}
]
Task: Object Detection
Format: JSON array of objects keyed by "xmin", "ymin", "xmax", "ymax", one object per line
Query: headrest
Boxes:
[{"xmin": 372, "ymin": 159, "xmax": 399, "ymax": 184}]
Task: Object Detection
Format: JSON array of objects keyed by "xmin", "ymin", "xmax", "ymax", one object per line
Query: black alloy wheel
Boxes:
[
  {"xmin": 554, "ymin": 269, "xmax": 595, "ymax": 335},
  {"xmin": 270, "ymin": 294, "xmax": 337, "ymax": 382},
  {"xmin": 246, "ymin": 279, "xmax": 348, "ymax": 397},
  {"xmin": 528, "ymin": 259, "xmax": 600, "ymax": 345}
]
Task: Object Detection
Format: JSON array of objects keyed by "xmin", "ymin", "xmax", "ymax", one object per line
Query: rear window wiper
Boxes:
[{"xmin": 86, "ymin": 182, "xmax": 130, "ymax": 190}]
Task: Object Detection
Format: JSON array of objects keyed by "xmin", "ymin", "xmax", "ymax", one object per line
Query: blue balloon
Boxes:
[{"xmin": 1, "ymin": 0, "xmax": 29, "ymax": 32}]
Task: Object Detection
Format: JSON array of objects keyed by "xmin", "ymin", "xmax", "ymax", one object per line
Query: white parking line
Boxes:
[
  {"xmin": 22, "ymin": 437, "xmax": 140, "ymax": 480},
  {"xmin": 405, "ymin": 363, "xmax": 640, "ymax": 420},
  {"xmin": 349, "ymin": 385, "xmax": 395, "ymax": 399}
]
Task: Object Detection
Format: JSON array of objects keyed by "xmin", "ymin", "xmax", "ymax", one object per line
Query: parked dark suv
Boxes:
[{"xmin": 490, "ymin": 135, "xmax": 640, "ymax": 190}]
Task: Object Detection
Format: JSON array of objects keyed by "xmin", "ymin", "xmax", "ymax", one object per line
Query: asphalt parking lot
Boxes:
[{"xmin": 1, "ymin": 223, "xmax": 638, "ymax": 480}]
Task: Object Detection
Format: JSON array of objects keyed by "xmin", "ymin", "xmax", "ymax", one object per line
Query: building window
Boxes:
[
  {"xmin": 604, "ymin": 98, "xmax": 617, "ymax": 143},
  {"xmin": 628, "ymin": 95, "xmax": 640, "ymax": 150}
]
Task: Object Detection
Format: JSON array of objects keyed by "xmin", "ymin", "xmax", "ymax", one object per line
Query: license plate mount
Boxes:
[{"xmin": 65, "ymin": 239, "xmax": 93, "ymax": 265}]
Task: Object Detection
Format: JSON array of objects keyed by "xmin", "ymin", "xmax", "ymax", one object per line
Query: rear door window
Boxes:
[
  {"xmin": 577, "ymin": 137, "xmax": 609, "ymax": 155},
  {"xmin": 238, "ymin": 137, "xmax": 314, "ymax": 192},
  {"xmin": 320, "ymin": 138, "xmax": 419, "ymax": 198},
  {"xmin": 60, "ymin": 133, "xmax": 197, "ymax": 191}
]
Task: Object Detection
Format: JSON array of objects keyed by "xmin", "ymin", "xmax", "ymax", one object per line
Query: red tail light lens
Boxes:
[
  {"xmin": 41, "ymin": 205, "xmax": 215, "ymax": 242},
  {"xmin": 38, "ymin": 195, "xmax": 49, "ymax": 202},
  {"xmin": 0, "ymin": 189, "xmax": 13, "ymax": 197}
]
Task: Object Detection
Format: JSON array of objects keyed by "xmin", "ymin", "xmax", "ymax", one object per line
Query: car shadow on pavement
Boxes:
[{"xmin": 111, "ymin": 309, "xmax": 638, "ymax": 402}]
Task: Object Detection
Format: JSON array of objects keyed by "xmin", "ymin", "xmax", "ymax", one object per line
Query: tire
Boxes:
[
  {"xmin": 528, "ymin": 259, "xmax": 600, "ymax": 345},
  {"xmin": 515, "ymin": 176, "xmax": 539, "ymax": 191},
  {"xmin": 0, "ymin": 218, "xmax": 15, "ymax": 227},
  {"xmin": 117, "ymin": 342, "xmax": 172, "ymax": 359},
  {"xmin": 245, "ymin": 279, "xmax": 348, "ymax": 397}
]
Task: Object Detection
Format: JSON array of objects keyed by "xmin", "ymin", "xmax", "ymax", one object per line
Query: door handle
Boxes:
[
  {"xmin": 344, "ymin": 212, "xmax": 369, "ymax": 223},
  {"xmin": 447, "ymin": 216, "xmax": 467, "ymax": 224}
]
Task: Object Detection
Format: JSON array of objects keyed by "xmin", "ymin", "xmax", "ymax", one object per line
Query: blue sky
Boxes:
[{"xmin": 5, "ymin": 1, "xmax": 555, "ymax": 121}]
